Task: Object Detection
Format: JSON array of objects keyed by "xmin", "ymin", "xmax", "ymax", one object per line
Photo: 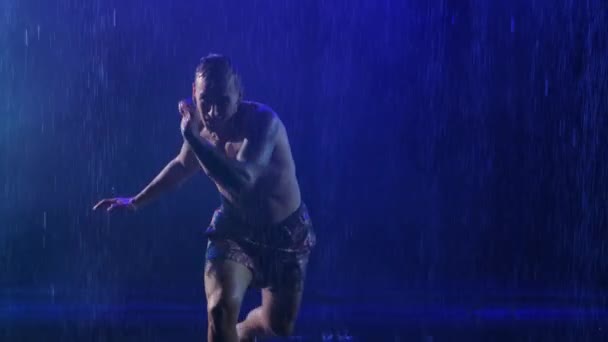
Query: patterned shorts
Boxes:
[{"xmin": 205, "ymin": 203, "xmax": 316, "ymax": 291}]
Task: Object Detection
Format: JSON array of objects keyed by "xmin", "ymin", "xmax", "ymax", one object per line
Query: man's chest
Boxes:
[{"xmin": 199, "ymin": 129, "xmax": 245, "ymax": 159}]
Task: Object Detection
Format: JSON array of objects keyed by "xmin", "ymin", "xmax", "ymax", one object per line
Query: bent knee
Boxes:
[{"xmin": 207, "ymin": 293, "xmax": 241, "ymax": 325}]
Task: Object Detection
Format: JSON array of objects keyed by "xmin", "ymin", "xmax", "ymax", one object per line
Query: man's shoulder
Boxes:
[
  {"xmin": 242, "ymin": 101, "xmax": 281, "ymax": 131},
  {"xmin": 243, "ymin": 101, "xmax": 278, "ymax": 118}
]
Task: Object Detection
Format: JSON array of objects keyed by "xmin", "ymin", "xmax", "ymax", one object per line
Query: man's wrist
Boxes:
[
  {"xmin": 129, "ymin": 196, "xmax": 141, "ymax": 211},
  {"xmin": 183, "ymin": 129, "xmax": 198, "ymax": 145}
]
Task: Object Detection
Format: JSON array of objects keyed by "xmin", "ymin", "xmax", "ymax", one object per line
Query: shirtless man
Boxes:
[{"xmin": 93, "ymin": 54, "xmax": 316, "ymax": 341}]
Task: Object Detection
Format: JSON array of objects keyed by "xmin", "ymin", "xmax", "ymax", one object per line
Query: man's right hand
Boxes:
[{"xmin": 92, "ymin": 197, "xmax": 137, "ymax": 212}]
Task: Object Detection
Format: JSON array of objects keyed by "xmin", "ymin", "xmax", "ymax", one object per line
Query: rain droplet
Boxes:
[
  {"xmin": 24, "ymin": 29, "xmax": 28, "ymax": 46},
  {"xmin": 544, "ymin": 79, "xmax": 549, "ymax": 96},
  {"xmin": 37, "ymin": 25, "xmax": 40, "ymax": 40},
  {"xmin": 43, "ymin": 212, "xmax": 47, "ymax": 248},
  {"xmin": 113, "ymin": 9, "xmax": 116, "ymax": 27},
  {"xmin": 510, "ymin": 16, "xmax": 515, "ymax": 33}
]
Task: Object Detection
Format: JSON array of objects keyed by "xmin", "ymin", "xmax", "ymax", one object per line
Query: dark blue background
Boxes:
[{"xmin": 1, "ymin": 0, "xmax": 607, "ymax": 340}]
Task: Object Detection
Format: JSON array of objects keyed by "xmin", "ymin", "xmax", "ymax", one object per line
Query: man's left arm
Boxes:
[{"xmin": 183, "ymin": 111, "xmax": 280, "ymax": 195}]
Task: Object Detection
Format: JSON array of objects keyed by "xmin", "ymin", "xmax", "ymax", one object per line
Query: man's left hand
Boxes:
[{"xmin": 179, "ymin": 99, "xmax": 202, "ymax": 140}]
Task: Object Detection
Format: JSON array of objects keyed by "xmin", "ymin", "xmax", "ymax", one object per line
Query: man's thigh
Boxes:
[
  {"xmin": 260, "ymin": 255, "xmax": 309, "ymax": 325},
  {"xmin": 262, "ymin": 286, "xmax": 304, "ymax": 326}
]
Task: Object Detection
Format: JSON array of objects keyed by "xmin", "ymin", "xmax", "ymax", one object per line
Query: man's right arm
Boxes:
[{"xmin": 131, "ymin": 142, "xmax": 200, "ymax": 209}]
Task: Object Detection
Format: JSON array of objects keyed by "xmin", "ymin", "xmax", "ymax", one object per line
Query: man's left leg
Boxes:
[{"xmin": 236, "ymin": 260, "xmax": 306, "ymax": 341}]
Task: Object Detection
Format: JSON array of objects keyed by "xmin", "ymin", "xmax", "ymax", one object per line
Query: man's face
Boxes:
[{"xmin": 193, "ymin": 73, "xmax": 240, "ymax": 131}]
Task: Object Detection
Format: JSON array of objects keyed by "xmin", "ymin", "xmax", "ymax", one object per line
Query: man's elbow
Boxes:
[
  {"xmin": 239, "ymin": 173, "xmax": 257, "ymax": 193},
  {"xmin": 236, "ymin": 166, "xmax": 262, "ymax": 194}
]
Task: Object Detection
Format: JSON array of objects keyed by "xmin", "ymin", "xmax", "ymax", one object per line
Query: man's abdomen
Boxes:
[{"xmin": 218, "ymin": 171, "xmax": 300, "ymax": 226}]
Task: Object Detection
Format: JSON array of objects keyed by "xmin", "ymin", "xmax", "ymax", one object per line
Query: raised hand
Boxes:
[{"xmin": 179, "ymin": 99, "xmax": 203, "ymax": 140}]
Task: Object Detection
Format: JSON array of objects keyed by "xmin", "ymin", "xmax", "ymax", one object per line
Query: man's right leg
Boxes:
[{"xmin": 205, "ymin": 259, "xmax": 252, "ymax": 342}]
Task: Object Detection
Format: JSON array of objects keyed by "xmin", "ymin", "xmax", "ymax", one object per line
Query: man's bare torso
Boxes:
[{"xmin": 198, "ymin": 101, "xmax": 301, "ymax": 225}]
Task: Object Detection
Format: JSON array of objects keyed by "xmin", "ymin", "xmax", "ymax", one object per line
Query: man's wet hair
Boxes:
[{"xmin": 195, "ymin": 53, "xmax": 242, "ymax": 94}]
